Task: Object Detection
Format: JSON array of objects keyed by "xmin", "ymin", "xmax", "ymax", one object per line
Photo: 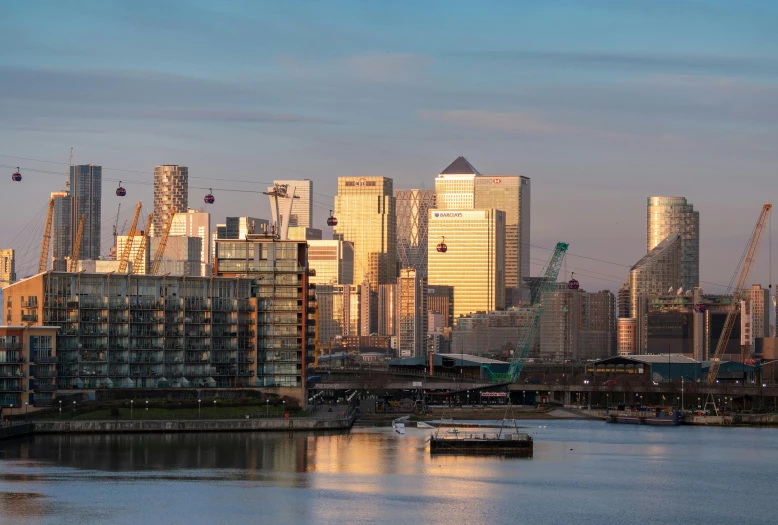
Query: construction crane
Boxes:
[
  {"xmin": 150, "ymin": 212, "xmax": 175, "ymax": 274},
  {"xmin": 68, "ymin": 214, "xmax": 85, "ymax": 272},
  {"xmin": 118, "ymin": 202, "xmax": 142, "ymax": 274},
  {"xmin": 38, "ymin": 197, "xmax": 55, "ymax": 273},
  {"xmin": 706, "ymin": 204, "xmax": 772, "ymax": 385},
  {"xmin": 132, "ymin": 213, "xmax": 153, "ymax": 274},
  {"xmin": 111, "ymin": 203, "xmax": 121, "ymax": 258},
  {"xmin": 483, "ymin": 242, "xmax": 569, "ymax": 383}
]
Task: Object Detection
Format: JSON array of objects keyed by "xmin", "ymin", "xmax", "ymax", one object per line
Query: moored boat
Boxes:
[{"xmin": 605, "ymin": 406, "xmax": 682, "ymax": 426}]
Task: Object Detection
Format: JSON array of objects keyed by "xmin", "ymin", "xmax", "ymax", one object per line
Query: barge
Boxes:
[
  {"xmin": 430, "ymin": 431, "xmax": 533, "ymax": 455},
  {"xmin": 605, "ymin": 407, "xmax": 682, "ymax": 426}
]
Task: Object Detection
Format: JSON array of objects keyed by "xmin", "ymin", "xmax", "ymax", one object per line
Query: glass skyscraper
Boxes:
[
  {"xmin": 51, "ymin": 191, "xmax": 71, "ymax": 271},
  {"xmin": 428, "ymin": 209, "xmax": 506, "ymax": 319},
  {"xmin": 395, "ymin": 189, "xmax": 436, "ymax": 276},
  {"xmin": 333, "ymin": 177, "xmax": 396, "ymax": 291},
  {"xmin": 646, "ymin": 196, "xmax": 699, "ymax": 290},
  {"xmin": 69, "ymin": 165, "xmax": 102, "ymax": 261}
]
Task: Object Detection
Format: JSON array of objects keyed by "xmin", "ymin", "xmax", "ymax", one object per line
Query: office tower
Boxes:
[
  {"xmin": 434, "ymin": 157, "xmax": 478, "ymax": 209},
  {"xmin": 378, "ymin": 283, "xmax": 397, "ymax": 336},
  {"xmin": 475, "ymin": 175, "xmax": 530, "ymax": 300},
  {"xmin": 273, "ymin": 179, "xmax": 312, "ymax": 228},
  {"xmin": 69, "ymin": 165, "xmax": 102, "ymax": 260},
  {"xmin": 307, "ymin": 240, "xmax": 354, "ymax": 285},
  {"xmin": 50, "ymin": 191, "xmax": 71, "ymax": 271},
  {"xmin": 578, "ymin": 290, "xmax": 616, "ymax": 359},
  {"xmin": 170, "ymin": 209, "xmax": 210, "ymax": 276},
  {"xmin": 315, "ymin": 284, "xmax": 360, "ymax": 346},
  {"xmin": 629, "ymin": 234, "xmax": 682, "ymax": 316},
  {"xmin": 428, "ymin": 209, "xmax": 506, "ymax": 319},
  {"xmin": 743, "ymin": 284, "xmax": 770, "ymax": 339},
  {"xmin": 117, "ymin": 233, "xmax": 150, "ymax": 274},
  {"xmin": 225, "ymin": 217, "xmax": 269, "ymax": 239},
  {"xmin": 396, "ymin": 189, "xmax": 436, "ymax": 276},
  {"xmin": 333, "ymin": 177, "xmax": 396, "ymax": 290},
  {"xmin": 153, "ymin": 165, "xmax": 188, "ymax": 234},
  {"xmin": 287, "ymin": 227, "xmax": 322, "ymax": 241},
  {"xmin": 427, "ymin": 285, "xmax": 454, "ymax": 328},
  {"xmin": 149, "ymin": 236, "xmax": 202, "ymax": 275},
  {"xmin": 396, "ymin": 268, "xmax": 427, "ymax": 358},
  {"xmin": 618, "ymin": 282, "xmax": 631, "ymax": 318},
  {"xmin": 647, "ymin": 197, "xmax": 700, "ymax": 290},
  {"xmin": 435, "ymin": 157, "xmax": 531, "ymax": 300},
  {"xmin": 360, "ymin": 281, "xmax": 378, "ymax": 335},
  {"xmin": 0, "ymin": 249, "xmax": 15, "ymax": 286},
  {"xmin": 540, "ymin": 283, "xmax": 580, "ymax": 362}
]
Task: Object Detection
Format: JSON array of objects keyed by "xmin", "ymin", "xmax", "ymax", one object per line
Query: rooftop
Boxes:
[{"xmin": 440, "ymin": 156, "xmax": 481, "ymax": 176}]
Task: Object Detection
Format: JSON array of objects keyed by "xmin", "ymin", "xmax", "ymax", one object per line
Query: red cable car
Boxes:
[
  {"xmin": 327, "ymin": 210, "xmax": 338, "ymax": 227},
  {"xmin": 694, "ymin": 303, "xmax": 706, "ymax": 313},
  {"xmin": 115, "ymin": 181, "xmax": 126, "ymax": 197},
  {"xmin": 204, "ymin": 188, "xmax": 215, "ymax": 204},
  {"xmin": 12, "ymin": 167, "xmax": 22, "ymax": 182},
  {"xmin": 436, "ymin": 236, "xmax": 447, "ymax": 253},
  {"xmin": 567, "ymin": 272, "xmax": 579, "ymax": 290}
]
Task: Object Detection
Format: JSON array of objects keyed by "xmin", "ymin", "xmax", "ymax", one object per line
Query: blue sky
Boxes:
[{"xmin": 1, "ymin": 0, "xmax": 777, "ymax": 292}]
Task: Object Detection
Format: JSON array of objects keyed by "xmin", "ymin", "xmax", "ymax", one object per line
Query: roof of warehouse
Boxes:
[
  {"xmin": 594, "ymin": 354, "xmax": 699, "ymax": 365},
  {"xmin": 390, "ymin": 353, "xmax": 506, "ymax": 367}
]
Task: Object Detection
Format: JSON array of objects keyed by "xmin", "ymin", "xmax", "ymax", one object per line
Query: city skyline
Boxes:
[{"xmin": 1, "ymin": 1, "xmax": 777, "ymax": 294}]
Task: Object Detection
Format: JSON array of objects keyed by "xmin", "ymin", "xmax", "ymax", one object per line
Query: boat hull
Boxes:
[
  {"xmin": 605, "ymin": 410, "xmax": 682, "ymax": 426},
  {"xmin": 430, "ymin": 436, "xmax": 533, "ymax": 456}
]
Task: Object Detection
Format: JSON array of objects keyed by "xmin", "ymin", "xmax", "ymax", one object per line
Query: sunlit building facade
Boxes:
[
  {"xmin": 0, "ymin": 249, "xmax": 15, "ymax": 287},
  {"xmin": 51, "ymin": 191, "xmax": 71, "ymax": 271},
  {"xmin": 171, "ymin": 209, "xmax": 210, "ymax": 276},
  {"xmin": 308, "ymin": 240, "xmax": 354, "ymax": 285},
  {"xmin": 69, "ymin": 165, "xmax": 102, "ymax": 261},
  {"xmin": 629, "ymin": 233, "xmax": 682, "ymax": 316},
  {"xmin": 647, "ymin": 197, "xmax": 699, "ymax": 290},
  {"xmin": 333, "ymin": 177, "xmax": 396, "ymax": 291},
  {"xmin": 396, "ymin": 268, "xmax": 426, "ymax": 358},
  {"xmin": 428, "ymin": 209, "xmax": 505, "ymax": 320},
  {"xmin": 153, "ymin": 165, "xmax": 188, "ymax": 235}
]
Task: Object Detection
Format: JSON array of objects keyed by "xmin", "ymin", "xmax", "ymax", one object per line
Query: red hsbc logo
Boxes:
[{"xmin": 492, "ymin": 178, "xmax": 501, "ymax": 184}]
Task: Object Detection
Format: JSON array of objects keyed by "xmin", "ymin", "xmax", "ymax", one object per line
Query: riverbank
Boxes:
[{"xmin": 0, "ymin": 412, "xmax": 356, "ymax": 439}]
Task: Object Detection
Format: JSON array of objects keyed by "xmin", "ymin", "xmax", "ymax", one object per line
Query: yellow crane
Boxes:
[
  {"xmin": 118, "ymin": 202, "xmax": 142, "ymax": 274},
  {"xmin": 132, "ymin": 213, "xmax": 153, "ymax": 274},
  {"xmin": 706, "ymin": 204, "xmax": 772, "ymax": 385},
  {"xmin": 150, "ymin": 212, "xmax": 175, "ymax": 274},
  {"xmin": 38, "ymin": 197, "xmax": 55, "ymax": 273},
  {"xmin": 68, "ymin": 214, "xmax": 85, "ymax": 272}
]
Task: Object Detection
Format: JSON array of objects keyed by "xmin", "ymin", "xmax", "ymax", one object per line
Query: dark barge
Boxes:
[{"xmin": 429, "ymin": 431, "xmax": 533, "ymax": 456}]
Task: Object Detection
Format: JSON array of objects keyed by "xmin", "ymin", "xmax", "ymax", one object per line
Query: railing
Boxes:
[
  {"xmin": 0, "ymin": 342, "xmax": 22, "ymax": 350},
  {"xmin": 35, "ymin": 356, "xmax": 58, "ymax": 364},
  {"xmin": 33, "ymin": 371, "xmax": 57, "ymax": 378},
  {"xmin": 34, "ymin": 385, "xmax": 58, "ymax": 392}
]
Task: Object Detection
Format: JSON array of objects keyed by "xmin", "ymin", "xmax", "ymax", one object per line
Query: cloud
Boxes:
[
  {"xmin": 420, "ymin": 110, "xmax": 627, "ymax": 139},
  {"xmin": 342, "ymin": 53, "xmax": 430, "ymax": 83},
  {"xmin": 453, "ymin": 50, "xmax": 778, "ymax": 78}
]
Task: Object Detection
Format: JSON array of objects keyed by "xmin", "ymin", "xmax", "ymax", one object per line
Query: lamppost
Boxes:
[
  {"xmin": 198, "ymin": 399, "xmax": 202, "ymax": 419},
  {"xmin": 58, "ymin": 399, "xmax": 62, "ymax": 420},
  {"xmin": 9, "ymin": 404, "xmax": 13, "ymax": 421},
  {"xmin": 282, "ymin": 400, "xmax": 286, "ymax": 415},
  {"xmin": 25, "ymin": 402, "xmax": 28, "ymax": 422},
  {"xmin": 131, "ymin": 400, "xmax": 134, "ymax": 420},
  {"xmin": 522, "ymin": 391, "xmax": 526, "ymax": 406},
  {"xmin": 697, "ymin": 396, "xmax": 701, "ymax": 410},
  {"xmin": 72, "ymin": 401, "xmax": 76, "ymax": 419},
  {"xmin": 145, "ymin": 400, "xmax": 148, "ymax": 413},
  {"xmin": 467, "ymin": 390, "xmax": 470, "ymax": 405},
  {"xmin": 681, "ymin": 377, "xmax": 685, "ymax": 410},
  {"xmin": 266, "ymin": 399, "xmax": 269, "ymax": 418},
  {"xmin": 639, "ymin": 395, "xmax": 643, "ymax": 408}
]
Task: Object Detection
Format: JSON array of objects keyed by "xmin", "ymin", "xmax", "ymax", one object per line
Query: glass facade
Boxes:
[
  {"xmin": 307, "ymin": 240, "xmax": 354, "ymax": 285},
  {"xmin": 397, "ymin": 268, "xmax": 426, "ymax": 358},
  {"xmin": 647, "ymin": 197, "xmax": 699, "ymax": 290},
  {"xmin": 0, "ymin": 248, "xmax": 15, "ymax": 285},
  {"xmin": 69, "ymin": 165, "xmax": 102, "ymax": 261},
  {"xmin": 333, "ymin": 177, "xmax": 396, "ymax": 291},
  {"xmin": 51, "ymin": 191, "xmax": 71, "ymax": 270},
  {"xmin": 629, "ymin": 233, "xmax": 682, "ymax": 316},
  {"xmin": 435, "ymin": 174, "xmax": 475, "ymax": 210},
  {"xmin": 153, "ymin": 165, "xmax": 188, "ymax": 235},
  {"xmin": 395, "ymin": 189, "xmax": 436, "ymax": 276},
  {"xmin": 171, "ymin": 210, "xmax": 210, "ymax": 276},
  {"xmin": 428, "ymin": 209, "xmax": 505, "ymax": 319}
]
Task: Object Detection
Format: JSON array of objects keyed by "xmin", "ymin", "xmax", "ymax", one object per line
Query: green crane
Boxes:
[{"xmin": 482, "ymin": 242, "xmax": 569, "ymax": 383}]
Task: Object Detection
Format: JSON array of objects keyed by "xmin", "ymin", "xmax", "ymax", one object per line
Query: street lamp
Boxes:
[
  {"xmin": 145, "ymin": 400, "xmax": 148, "ymax": 412},
  {"xmin": 72, "ymin": 401, "xmax": 76, "ymax": 419},
  {"xmin": 130, "ymin": 400, "xmax": 134, "ymax": 420},
  {"xmin": 198, "ymin": 399, "xmax": 202, "ymax": 419},
  {"xmin": 266, "ymin": 399, "xmax": 269, "ymax": 418},
  {"xmin": 24, "ymin": 402, "xmax": 28, "ymax": 421},
  {"xmin": 282, "ymin": 400, "xmax": 286, "ymax": 415},
  {"xmin": 681, "ymin": 377, "xmax": 685, "ymax": 410},
  {"xmin": 59, "ymin": 399, "xmax": 62, "ymax": 420}
]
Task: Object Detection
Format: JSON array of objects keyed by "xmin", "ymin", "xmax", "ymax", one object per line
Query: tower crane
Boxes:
[
  {"xmin": 68, "ymin": 214, "xmax": 85, "ymax": 272},
  {"xmin": 150, "ymin": 212, "xmax": 175, "ymax": 275},
  {"xmin": 38, "ymin": 197, "xmax": 55, "ymax": 273},
  {"xmin": 118, "ymin": 202, "xmax": 142, "ymax": 274},
  {"xmin": 706, "ymin": 204, "xmax": 772, "ymax": 385},
  {"xmin": 483, "ymin": 242, "xmax": 569, "ymax": 383},
  {"xmin": 132, "ymin": 213, "xmax": 153, "ymax": 274},
  {"xmin": 111, "ymin": 203, "xmax": 121, "ymax": 258}
]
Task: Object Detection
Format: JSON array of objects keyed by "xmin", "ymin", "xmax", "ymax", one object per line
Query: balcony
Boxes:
[
  {"xmin": 0, "ymin": 342, "xmax": 22, "ymax": 351},
  {"xmin": 23, "ymin": 298, "xmax": 39, "ymax": 308},
  {"xmin": 21, "ymin": 314, "xmax": 39, "ymax": 322},
  {"xmin": 35, "ymin": 356, "xmax": 58, "ymax": 364},
  {"xmin": 34, "ymin": 370, "xmax": 57, "ymax": 378},
  {"xmin": 35, "ymin": 384, "xmax": 58, "ymax": 392}
]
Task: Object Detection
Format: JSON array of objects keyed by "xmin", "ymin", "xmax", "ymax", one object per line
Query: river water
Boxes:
[{"xmin": 0, "ymin": 420, "xmax": 775, "ymax": 525}]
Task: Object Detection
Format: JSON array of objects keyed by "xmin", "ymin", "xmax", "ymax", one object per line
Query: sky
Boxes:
[{"xmin": 1, "ymin": 0, "xmax": 777, "ymax": 292}]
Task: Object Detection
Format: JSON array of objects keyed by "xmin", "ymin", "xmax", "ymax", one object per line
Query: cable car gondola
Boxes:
[
  {"xmin": 436, "ymin": 236, "xmax": 447, "ymax": 253},
  {"xmin": 327, "ymin": 210, "xmax": 338, "ymax": 227},
  {"xmin": 204, "ymin": 188, "xmax": 215, "ymax": 204},
  {"xmin": 115, "ymin": 181, "xmax": 126, "ymax": 197},
  {"xmin": 567, "ymin": 272, "xmax": 579, "ymax": 290},
  {"xmin": 12, "ymin": 167, "xmax": 21, "ymax": 182},
  {"xmin": 694, "ymin": 303, "xmax": 706, "ymax": 313}
]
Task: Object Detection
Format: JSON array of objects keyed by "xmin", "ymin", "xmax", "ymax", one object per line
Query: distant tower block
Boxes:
[{"xmin": 154, "ymin": 165, "xmax": 189, "ymax": 235}]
